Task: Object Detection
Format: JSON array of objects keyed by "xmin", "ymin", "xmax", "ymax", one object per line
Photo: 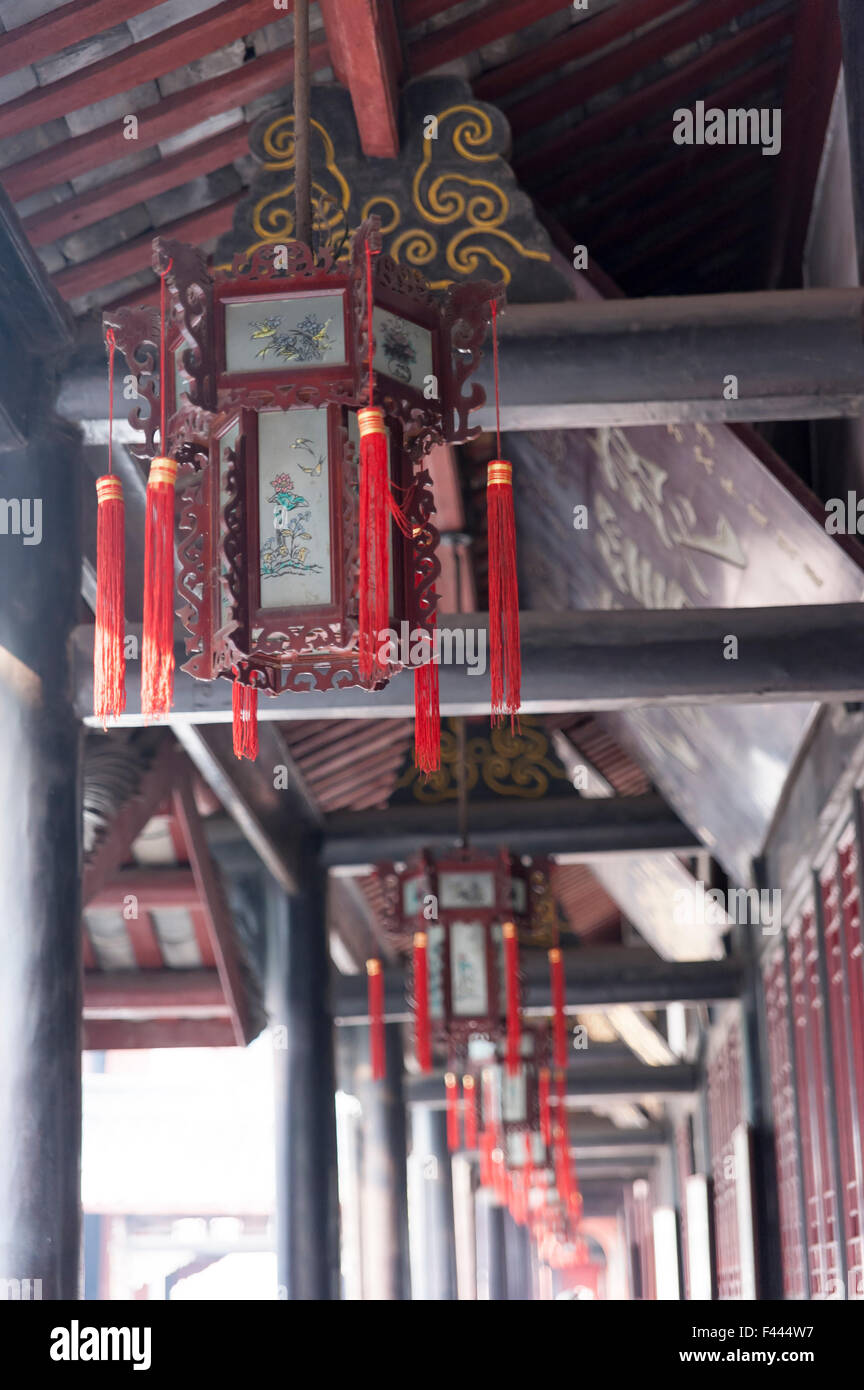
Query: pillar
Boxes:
[
  {"xmin": 267, "ymin": 855, "xmax": 340, "ymax": 1299},
  {"xmin": 0, "ymin": 420, "xmax": 83, "ymax": 1300},
  {"xmin": 475, "ymin": 1190, "xmax": 508, "ymax": 1301},
  {"xmin": 503, "ymin": 1208, "xmax": 533, "ymax": 1301},
  {"xmin": 409, "ymin": 1106, "xmax": 457, "ymax": 1300},
  {"xmin": 356, "ymin": 1023, "xmax": 411, "ymax": 1300}
]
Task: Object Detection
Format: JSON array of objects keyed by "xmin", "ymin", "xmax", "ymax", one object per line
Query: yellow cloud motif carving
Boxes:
[{"xmin": 234, "ymin": 105, "xmax": 550, "ymax": 289}]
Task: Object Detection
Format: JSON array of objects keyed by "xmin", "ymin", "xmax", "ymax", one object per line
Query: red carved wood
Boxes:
[
  {"xmin": 0, "ymin": 0, "xmax": 273, "ymax": 142},
  {"xmin": 24, "ymin": 124, "xmax": 251, "ymax": 250},
  {"xmin": 2, "ymin": 44, "xmax": 329, "ymax": 203},
  {"xmin": 319, "ymin": 0, "xmax": 402, "ymax": 158},
  {"xmin": 0, "ymin": 0, "xmax": 167, "ymax": 82},
  {"xmin": 53, "ymin": 193, "xmax": 243, "ymax": 301}
]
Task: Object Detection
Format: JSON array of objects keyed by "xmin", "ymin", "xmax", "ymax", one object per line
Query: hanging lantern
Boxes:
[
  {"xmin": 101, "ymin": 221, "xmax": 499, "ymax": 760},
  {"xmin": 376, "ymin": 848, "xmax": 552, "ymax": 1070}
]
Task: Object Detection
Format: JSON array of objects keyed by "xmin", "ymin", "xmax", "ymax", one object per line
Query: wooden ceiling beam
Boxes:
[
  {"xmin": 410, "ymin": 0, "xmax": 570, "ymax": 77},
  {"xmin": 88, "ymin": 867, "xmax": 199, "ymax": 912},
  {"xmin": 52, "ymin": 191, "xmax": 243, "ymax": 301},
  {"xmin": 475, "ymin": 0, "xmax": 677, "ymax": 102},
  {"xmin": 0, "ymin": 0, "xmax": 167, "ymax": 82},
  {"xmin": 0, "ymin": 0, "xmax": 275, "ymax": 142},
  {"xmin": 84, "ymin": 968, "xmax": 227, "ymax": 1010},
  {"xmin": 319, "ymin": 0, "xmax": 402, "ymax": 157},
  {"xmin": 766, "ymin": 0, "xmax": 843, "ymax": 286},
  {"xmin": 23, "ymin": 123, "xmax": 252, "ymax": 248},
  {"xmin": 519, "ymin": 9, "xmax": 790, "ymax": 187},
  {"xmin": 505, "ymin": 0, "xmax": 759, "ymax": 135},
  {"xmin": 83, "ymin": 1018, "xmax": 236, "ymax": 1049},
  {"xmin": 1, "ymin": 42, "xmax": 329, "ymax": 204},
  {"xmin": 77, "ymin": 601, "xmax": 864, "ymax": 722}
]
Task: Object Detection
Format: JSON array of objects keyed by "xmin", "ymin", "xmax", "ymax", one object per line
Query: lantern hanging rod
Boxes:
[{"xmin": 293, "ymin": 0, "xmax": 312, "ymax": 249}]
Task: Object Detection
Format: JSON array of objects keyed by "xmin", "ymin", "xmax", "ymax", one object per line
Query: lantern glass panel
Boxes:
[
  {"xmin": 224, "ymin": 291, "xmax": 347, "ymax": 372},
  {"xmin": 402, "ymin": 874, "xmax": 426, "ymax": 917},
  {"xmin": 450, "ymin": 921, "xmax": 489, "ymax": 1016},
  {"xmin": 257, "ymin": 407, "xmax": 332, "ymax": 609},
  {"xmin": 439, "ymin": 871, "xmax": 496, "ymax": 910},
  {"xmin": 427, "ymin": 923, "xmax": 445, "ymax": 1020},
  {"xmin": 372, "ymin": 306, "xmax": 435, "ymax": 396},
  {"xmin": 502, "ymin": 1066, "xmax": 527, "ymax": 1124}
]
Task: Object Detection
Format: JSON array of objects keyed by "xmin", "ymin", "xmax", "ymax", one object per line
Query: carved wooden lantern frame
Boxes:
[
  {"xmin": 103, "ymin": 217, "xmax": 496, "ymax": 701},
  {"xmin": 377, "ymin": 848, "xmax": 549, "ymax": 1059},
  {"xmin": 478, "ymin": 1024, "xmax": 549, "ymax": 1166}
]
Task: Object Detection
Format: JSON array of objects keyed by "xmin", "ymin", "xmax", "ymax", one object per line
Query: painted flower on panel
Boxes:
[{"xmin": 249, "ymin": 312, "xmax": 335, "ymax": 363}]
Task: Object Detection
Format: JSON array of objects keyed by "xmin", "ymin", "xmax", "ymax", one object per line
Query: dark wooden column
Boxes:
[
  {"xmin": 0, "ymin": 187, "xmax": 81, "ymax": 1300},
  {"xmin": 840, "ymin": 0, "xmax": 864, "ymax": 277},
  {"xmin": 356, "ymin": 1024, "xmax": 411, "ymax": 1300},
  {"xmin": 503, "ymin": 1209, "xmax": 533, "ymax": 1301},
  {"xmin": 409, "ymin": 1107, "xmax": 458, "ymax": 1300},
  {"xmin": 267, "ymin": 853, "xmax": 340, "ymax": 1300},
  {"xmin": 475, "ymin": 1191, "xmax": 508, "ymax": 1301}
]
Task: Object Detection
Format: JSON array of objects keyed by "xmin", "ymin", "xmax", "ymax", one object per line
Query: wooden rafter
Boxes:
[
  {"xmin": 401, "ymin": 0, "xmax": 457, "ymax": 26},
  {"xmin": 551, "ymin": 54, "xmax": 786, "ymax": 212},
  {"xmin": 475, "ymin": 0, "xmax": 672, "ymax": 101},
  {"xmin": 0, "ymin": 0, "xmax": 167, "ymax": 82},
  {"xmin": 504, "ymin": 0, "xmax": 757, "ymax": 135},
  {"xmin": 600, "ymin": 158, "xmax": 766, "ymax": 271},
  {"xmin": 518, "ymin": 8, "xmax": 790, "ymax": 187},
  {"xmin": 23, "ymin": 123, "xmax": 251, "ymax": 248},
  {"xmin": 319, "ymin": 0, "xmax": 402, "ymax": 157},
  {"xmin": 52, "ymin": 191, "xmax": 243, "ymax": 301},
  {"xmin": 410, "ymin": 0, "xmax": 571, "ymax": 77},
  {"xmin": 0, "ymin": 0, "xmax": 274, "ymax": 143},
  {"xmin": 1, "ymin": 42, "xmax": 329, "ymax": 204},
  {"xmin": 82, "ymin": 737, "xmax": 187, "ymax": 906},
  {"xmin": 173, "ymin": 776, "xmax": 255, "ymax": 1047}
]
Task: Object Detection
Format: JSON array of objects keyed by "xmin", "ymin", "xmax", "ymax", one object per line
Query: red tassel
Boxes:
[
  {"xmin": 462, "ymin": 1074, "xmax": 478, "ymax": 1150},
  {"xmin": 445, "ymin": 1071, "xmax": 460, "ymax": 1151},
  {"xmin": 367, "ymin": 958, "xmax": 385, "ymax": 1082},
  {"xmin": 414, "ymin": 646, "xmax": 440, "ymax": 775},
  {"xmin": 357, "ymin": 407, "xmax": 390, "ymax": 683},
  {"xmin": 413, "ymin": 931, "xmax": 431, "ymax": 1073},
  {"xmin": 141, "ymin": 456, "xmax": 177, "ymax": 718},
  {"xmin": 479, "ymin": 1129, "xmax": 494, "ymax": 1188},
  {"xmin": 553, "ymin": 1067, "xmax": 571, "ymax": 1209},
  {"xmin": 487, "ymin": 459, "xmax": 521, "ymax": 724},
  {"xmin": 94, "ymin": 475, "xmax": 126, "ymax": 725},
  {"xmin": 232, "ymin": 671, "xmax": 259, "ymax": 761},
  {"xmin": 503, "ymin": 920, "xmax": 521, "ymax": 1075},
  {"xmin": 539, "ymin": 1067, "xmax": 552, "ymax": 1149},
  {"xmin": 524, "ymin": 1131, "xmax": 535, "ymax": 1221},
  {"xmin": 549, "ymin": 947, "xmax": 568, "ymax": 1071}
]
